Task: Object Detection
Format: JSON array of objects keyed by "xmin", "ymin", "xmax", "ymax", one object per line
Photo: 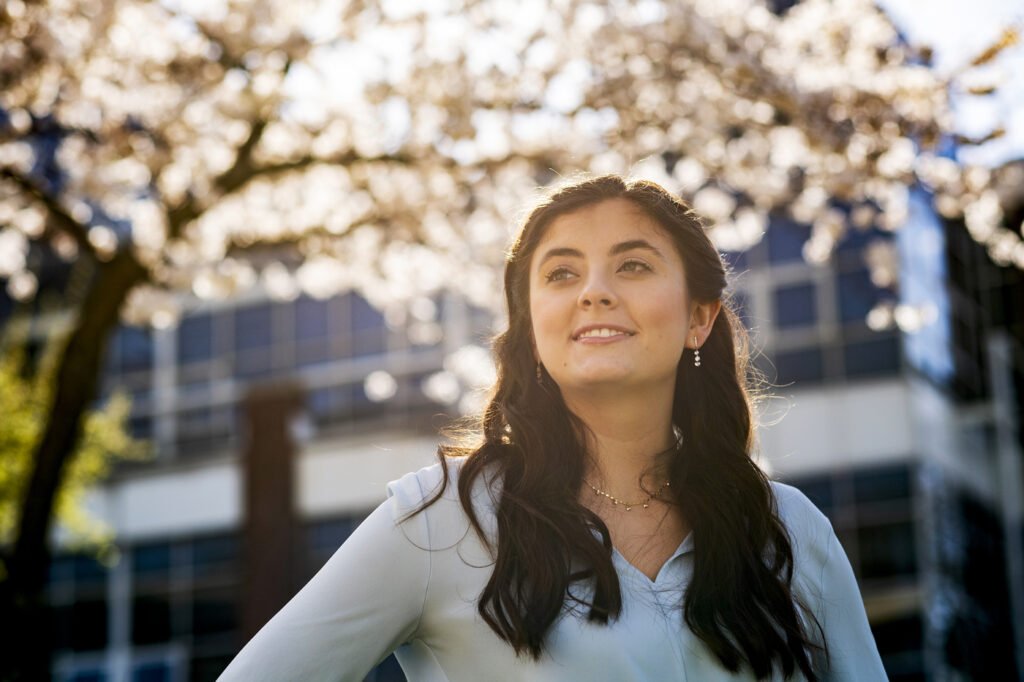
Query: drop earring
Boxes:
[
  {"xmin": 693, "ymin": 335, "xmax": 701, "ymax": 368},
  {"xmin": 536, "ymin": 362, "xmax": 544, "ymax": 383}
]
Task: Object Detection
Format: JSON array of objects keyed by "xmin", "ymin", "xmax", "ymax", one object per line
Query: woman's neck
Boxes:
[{"xmin": 562, "ymin": 385, "xmax": 676, "ymax": 494}]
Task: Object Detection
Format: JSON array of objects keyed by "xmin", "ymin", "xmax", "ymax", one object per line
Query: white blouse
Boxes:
[{"xmin": 220, "ymin": 461, "xmax": 888, "ymax": 681}]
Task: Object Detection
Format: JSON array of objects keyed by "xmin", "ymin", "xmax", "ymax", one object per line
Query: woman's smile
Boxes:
[{"xmin": 572, "ymin": 324, "xmax": 636, "ymax": 343}]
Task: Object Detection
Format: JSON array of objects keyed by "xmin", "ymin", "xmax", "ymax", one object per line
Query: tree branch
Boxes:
[
  {"xmin": 0, "ymin": 167, "xmax": 98, "ymax": 259},
  {"xmin": 165, "ymin": 137, "xmax": 415, "ymax": 237}
]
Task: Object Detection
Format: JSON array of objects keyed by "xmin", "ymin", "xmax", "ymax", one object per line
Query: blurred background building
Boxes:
[
  {"xmin": 7, "ymin": 174, "xmax": 1017, "ymax": 682},
  {"xmin": 3, "ymin": 0, "xmax": 1024, "ymax": 680}
]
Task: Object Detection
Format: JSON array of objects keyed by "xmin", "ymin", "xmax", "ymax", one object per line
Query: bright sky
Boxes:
[{"xmin": 876, "ymin": 0, "xmax": 1024, "ymax": 166}]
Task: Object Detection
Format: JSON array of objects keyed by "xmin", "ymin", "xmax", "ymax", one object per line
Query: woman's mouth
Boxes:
[{"xmin": 573, "ymin": 327, "xmax": 635, "ymax": 342}]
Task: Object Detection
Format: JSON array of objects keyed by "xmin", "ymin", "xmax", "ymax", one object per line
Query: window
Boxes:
[
  {"xmin": 177, "ymin": 313, "xmax": 214, "ymax": 364},
  {"xmin": 132, "ymin": 663, "xmax": 172, "ymax": 682},
  {"xmin": 872, "ymin": 614, "xmax": 922, "ymax": 654},
  {"xmin": 350, "ymin": 294, "xmax": 382, "ymax": 332},
  {"xmin": 132, "ymin": 595, "xmax": 171, "ymax": 644},
  {"xmin": 766, "ymin": 218, "xmax": 810, "ymax": 264},
  {"xmin": 773, "ymin": 283, "xmax": 817, "ymax": 328},
  {"xmin": 234, "ymin": 303, "xmax": 275, "ymax": 379},
  {"xmin": 175, "ymin": 404, "xmax": 234, "ymax": 454},
  {"xmin": 132, "ymin": 542, "xmax": 171, "ymax": 579},
  {"xmin": 57, "ymin": 600, "xmax": 109, "ymax": 651},
  {"xmin": 837, "ymin": 268, "xmax": 888, "ymax": 323},
  {"xmin": 48, "ymin": 555, "xmax": 75, "ymax": 586},
  {"xmin": 191, "ymin": 586, "xmax": 239, "ymax": 639},
  {"xmin": 192, "ymin": 534, "xmax": 239, "ymax": 577},
  {"xmin": 108, "ymin": 325, "xmax": 153, "ymax": 375},
  {"xmin": 295, "ymin": 295, "xmax": 330, "ymax": 341},
  {"xmin": 842, "ymin": 335, "xmax": 900, "ymax": 378},
  {"xmin": 959, "ymin": 496, "xmax": 1009, "ymax": 607},
  {"xmin": 772, "ymin": 347, "xmax": 824, "ymax": 385},
  {"xmin": 853, "ymin": 464, "xmax": 910, "ymax": 505},
  {"xmin": 872, "ymin": 615, "xmax": 925, "ymax": 681},
  {"xmin": 69, "ymin": 672, "xmax": 106, "ymax": 682},
  {"xmin": 857, "ymin": 520, "xmax": 917, "ymax": 579},
  {"xmin": 350, "ymin": 294, "xmax": 386, "ymax": 357},
  {"xmin": 295, "ymin": 295, "xmax": 332, "ymax": 367},
  {"xmin": 234, "ymin": 303, "xmax": 273, "ymax": 351},
  {"xmin": 307, "ymin": 517, "xmax": 360, "ymax": 561},
  {"xmin": 49, "ymin": 552, "xmax": 110, "ymax": 653},
  {"xmin": 835, "ymin": 225, "xmax": 890, "ymax": 258},
  {"xmin": 787, "ymin": 463, "xmax": 920, "ymax": 582},
  {"xmin": 128, "ymin": 415, "xmax": 153, "ymax": 440},
  {"xmin": 73, "ymin": 555, "xmax": 107, "ymax": 587},
  {"xmin": 309, "ymin": 383, "xmax": 374, "ymax": 426}
]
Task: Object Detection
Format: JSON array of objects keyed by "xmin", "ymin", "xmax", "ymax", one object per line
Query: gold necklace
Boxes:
[{"xmin": 587, "ymin": 480, "xmax": 671, "ymax": 511}]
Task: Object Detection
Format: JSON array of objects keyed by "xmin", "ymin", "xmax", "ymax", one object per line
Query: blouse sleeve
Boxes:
[
  {"xmin": 218, "ymin": 469, "xmax": 435, "ymax": 682},
  {"xmin": 813, "ymin": 526, "xmax": 890, "ymax": 681}
]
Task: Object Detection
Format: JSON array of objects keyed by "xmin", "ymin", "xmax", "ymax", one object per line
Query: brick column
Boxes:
[{"xmin": 240, "ymin": 380, "xmax": 305, "ymax": 640}]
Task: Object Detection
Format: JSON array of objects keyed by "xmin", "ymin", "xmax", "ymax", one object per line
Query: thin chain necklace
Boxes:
[{"xmin": 587, "ymin": 480, "xmax": 671, "ymax": 511}]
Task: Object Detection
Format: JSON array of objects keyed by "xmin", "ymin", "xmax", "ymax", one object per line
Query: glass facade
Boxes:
[
  {"xmin": 899, "ymin": 190, "xmax": 954, "ymax": 387},
  {"xmin": 722, "ymin": 212, "xmax": 902, "ymax": 389},
  {"xmin": 786, "ymin": 463, "xmax": 923, "ymax": 679},
  {"xmin": 50, "ymin": 516, "xmax": 409, "ymax": 682},
  {"xmin": 786, "ymin": 462, "xmax": 1019, "ymax": 681},
  {"xmin": 96, "ymin": 290, "xmax": 449, "ymax": 461},
  {"xmin": 774, "ymin": 282, "xmax": 817, "ymax": 328}
]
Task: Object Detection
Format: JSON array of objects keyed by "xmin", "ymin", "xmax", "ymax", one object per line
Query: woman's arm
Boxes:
[{"xmin": 218, "ymin": 478, "xmax": 431, "ymax": 682}]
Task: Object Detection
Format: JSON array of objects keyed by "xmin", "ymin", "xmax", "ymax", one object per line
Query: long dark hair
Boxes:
[{"xmin": 418, "ymin": 175, "xmax": 826, "ymax": 679}]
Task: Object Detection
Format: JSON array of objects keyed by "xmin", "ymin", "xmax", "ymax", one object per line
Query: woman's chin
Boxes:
[
  {"xmin": 555, "ymin": 369, "xmax": 638, "ymax": 391},
  {"xmin": 551, "ymin": 364, "xmax": 681, "ymax": 397}
]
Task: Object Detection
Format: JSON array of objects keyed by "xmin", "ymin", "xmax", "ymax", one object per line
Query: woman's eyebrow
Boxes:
[
  {"xmin": 610, "ymin": 239, "xmax": 665, "ymax": 260},
  {"xmin": 536, "ymin": 240, "xmax": 666, "ymax": 269},
  {"xmin": 532, "ymin": 240, "xmax": 667, "ymax": 266},
  {"xmin": 535, "ymin": 247, "xmax": 583, "ymax": 268}
]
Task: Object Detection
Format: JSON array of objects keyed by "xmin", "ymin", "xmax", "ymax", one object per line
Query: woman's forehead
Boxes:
[
  {"xmin": 531, "ymin": 199, "xmax": 676, "ymax": 260},
  {"xmin": 536, "ymin": 199, "xmax": 671, "ymax": 244}
]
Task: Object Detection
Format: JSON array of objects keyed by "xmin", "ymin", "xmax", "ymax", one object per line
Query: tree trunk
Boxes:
[{"xmin": 0, "ymin": 250, "xmax": 147, "ymax": 682}]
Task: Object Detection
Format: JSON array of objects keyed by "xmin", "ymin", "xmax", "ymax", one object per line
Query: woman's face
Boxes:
[{"xmin": 528, "ymin": 198, "xmax": 693, "ymax": 398}]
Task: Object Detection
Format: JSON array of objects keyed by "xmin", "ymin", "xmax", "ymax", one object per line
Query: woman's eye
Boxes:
[
  {"xmin": 619, "ymin": 260, "xmax": 651, "ymax": 273},
  {"xmin": 545, "ymin": 267, "xmax": 574, "ymax": 282}
]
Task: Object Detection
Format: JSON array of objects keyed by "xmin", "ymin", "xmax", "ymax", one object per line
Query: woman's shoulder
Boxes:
[
  {"xmin": 386, "ymin": 456, "xmax": 495, "ymax": 504},
  {"xmin": 385, "ymin": 456, "xmax": 501, "ymax": 544},
  {"xmin": 385, "ymin": 460, "xmax": 452, "ymax": 512}
]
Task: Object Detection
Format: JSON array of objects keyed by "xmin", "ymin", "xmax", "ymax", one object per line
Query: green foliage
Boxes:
[{"xmin": 0, "ymin": 332, "xmax": 150, "ymax": 558}]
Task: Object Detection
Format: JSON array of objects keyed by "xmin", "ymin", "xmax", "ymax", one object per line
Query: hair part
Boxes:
[{"xmin": 416, "ymin": 174, "xmax": 828, "ymax": 679}]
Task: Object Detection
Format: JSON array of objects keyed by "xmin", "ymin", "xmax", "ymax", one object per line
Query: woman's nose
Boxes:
[{"xmin": 578, "ymin": 274, "xmax": 617, "ymax": 308}]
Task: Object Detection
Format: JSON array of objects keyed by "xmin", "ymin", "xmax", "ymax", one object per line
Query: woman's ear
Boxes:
[{"xmin": 688, "ymin": 299, "xmax": 722, "ymax": 347}]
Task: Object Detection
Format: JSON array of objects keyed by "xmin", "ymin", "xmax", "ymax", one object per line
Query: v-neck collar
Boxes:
[{"xmin": 612, "ymin": 530, "xmax": 694, "ymax": 586}]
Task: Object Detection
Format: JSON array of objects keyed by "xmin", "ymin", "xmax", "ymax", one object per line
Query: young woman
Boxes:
[{"xmin": 220, "ymin": 175, "xmax": 887, "ymax": 681}]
